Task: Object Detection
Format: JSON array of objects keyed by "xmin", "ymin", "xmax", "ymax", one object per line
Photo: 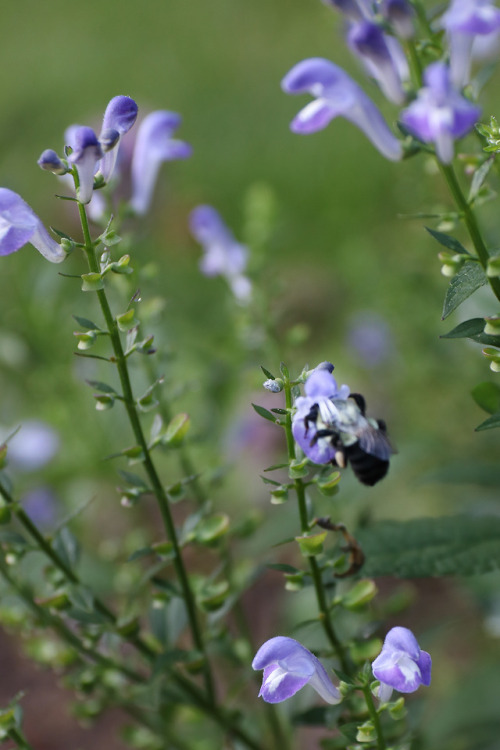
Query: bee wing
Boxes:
[{"xmin": 357, "ymin": 424, "xmax": 393, "ymax": 461}]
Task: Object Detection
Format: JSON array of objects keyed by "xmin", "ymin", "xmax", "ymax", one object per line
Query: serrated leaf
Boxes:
[
  {"xmin": 442, "ymin": 262, "xmax": 487, "ymax": 319},
  {"xmin": 251, "ymin": 403, "xmax": 277, "ymax": 423},
  {"xmin": 358, "ymin": 515, "xmax": 500, "ymax": 577},
  {"xmin": 425, "ymin": 227, "xmax": 469, "ymax": 255},
  {"xmin": 475, "ymin": 411, "xmax": 500, "ymax": 431},
  {"xmin": 471, "ymin": 382, "xmax": 500, "ymax": 414}
]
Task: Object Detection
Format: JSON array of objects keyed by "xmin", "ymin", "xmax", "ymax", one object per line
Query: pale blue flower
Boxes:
[
  {"xmin": 441, "ymin": 0, "xmax": 500, "ymax": 87},
  {"xmin": 0, "ymin": 188, "xmax": 66, "ymax": 263},
  {"xmin": 67, "ymin": 126, "xmax": 104, "ymax": 204},
  {"xmin": 252, "ymin": 636, "xmax": 341, "ymax": 705},
  {"xmin": 281, "ymin": 58, "xmax": 402, "ymax": 160},
  {"xmin": 99, "ymin": 95, "xmax": 139, "ymax": 183},
  {"xmin": 130, "ymin": 111, "xmax": 192, "ymax": 216},
  {"xmin": 400, "ymin": 62, "xmax": 481, "ymax": 163},
  {"xmin": 372, "ymin": 626, "xmax": 431, "ymax": 702}
]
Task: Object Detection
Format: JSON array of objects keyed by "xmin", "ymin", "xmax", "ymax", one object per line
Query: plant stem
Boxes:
[
  {"xmin": 361, "ymin": 683, "xmax": 386, "ymax": 750},
  {"xmin": 439, "ymin": 162, "xmax": 500, "ymax": 303},
  {"xmin": 283, "ymin": 375, "xmax": 350, "ymax": 674},
  {"xmin": 76, "ymin": 201, "xmax": 215, "ymax": 705}
]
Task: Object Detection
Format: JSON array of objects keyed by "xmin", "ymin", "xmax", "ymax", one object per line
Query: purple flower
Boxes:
[
  {"xmin": 99, "ymin": 95, "xmax": 139, "ymax": 183},
  {"xmin": 400, "ymin": 62, "xmax": 481, "ymax": 163},
  {"xmin": 380, "ymin": 0, "xmax": 415, "ymax": 39},
  {"xmin": 130, "ymin": 111, "xmax": 192, "ymax": 216},
  {"xmin": 0, "ymin": 188, "xmax": 66, "ymax": 263},
  {"xmin": 281, "ymin": 58, "xmax": 402, "ymax": 161},
  {"xmin": 292, "ymin": 364, "xmax": 350, "ymax": 464},
  {"xmin": 441, "ymin": 0, "xmax": 500, "ymax": 87},
  {"xmin": 189, "ymin": 205, "xmax": 252, "ymax": 302},
  {"xmin": 37, "ymin": 149, "xmax": 67, "ymax": 175},
  {"xmin": 321, "ymin": 0, "xmax": 371, "ymax": 22},
  {"xmin": 372, "ymin": 627, "xmax": 431, "ymax": 702},
  {"xmin": 252, "ymin": 636, "xmax": 341, "ymax": 705},
  {"xmin": 4, "ymin": 420, "xmax": 60, "ymax": 471},
  {"xmin": 347, "ymin": 21, "xmax": 408, "ymax": 104},
  {"xmin": 67, "ymin": 126, "xmax": 104, "ymax": 204}
]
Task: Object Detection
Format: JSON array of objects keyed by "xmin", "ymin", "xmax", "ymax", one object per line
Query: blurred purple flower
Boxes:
[
  {"xmin": 130, "ymin": 111, "xmax": 192, "ymax": 216},
  {"xmin": 6, "ymin": 420, "xmax": 60, "ymax": 472},
  {"xmin": 0, "ymin": 189, "xmax": 66, "ymax": 263},
  {"xmin": 347, "ymin": 21, "xmax": 409, "ymax": 103},
  {"xmin": 189, "ymin": 205, "xmax": 252, "ymax": 302},
  {"xmin": 281, "ymin": 58, "xmax": 402, "ymax": 160},
  {"xmin": 380, "ymin": 0, "xmax": 415, "ymax": 39},
  {"xmin": 441, "ymin": 0, "xmax": 500, "ymax": 87},
  {"xmin": 400, "ymin": 62, "xmax": 481, "ymax": 163},
  {"xmin": 347, "ymin": 311, "xmax": 393, "ymax": 367},
  {"xmin": 68, "ymin": 126, "xmax": 103, "ymax": 204},
  {"xmin": 321, "ymin": 0, "xmax": 371, "ymax": 22},
  {"xmin": 292, "ymin": 364, "xmax": 350, "ymax": 464},
  {"xmin": 372, "ymin": 626, "xmax": 431, "ymax": 702},
  {"xmin": 22, "ymin": 487, "xmax": 58, "ymax": 529},
  {"xmin": 252, "ymin": 636, "xmax": 341, "ymax": 705}
]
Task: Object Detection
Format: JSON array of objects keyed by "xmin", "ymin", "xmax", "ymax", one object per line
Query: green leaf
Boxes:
[
  {"xmin": 261, "ymin": 366, "xmax": 276, "ymax": 379},
  {"xmin": 425, "ymin": 227, "xmax": 469, "ymax": 255},
  {"xmin": 251, "ymin": 403, "xmax": 277, "ymax": 423},
  {"xmin": 81, "ymin": 272, "xmax": 104, "ymax": 292},
  {"xmin": 469, "ymin": 158, "xmax": 494, "ymax": 203},
  {"xmin": 53, "ymin": 527, "xmax": 80, "ymax": 570},
  {"xmin": 86, "ymin": 380, "xmax": 117, "ymax": 395},
  {"xmin": 266, "ymin": 563, "xmax": 301, "ymax": 574},
  {"xmin": 358, "ymin": 515, "xmax": 500, "ymax": 577},
  {"xmin": 441, "ymin": 318, "xmax": 484, "ymax": 339},
  {"xmin": 476, "ymin": 411, "xmax": 500, "ymax": 431},
  {"xmin": 471, "ymin": 382, "xmax": 500, "ymax": 414},
  {"xmin": 73, "ymin": 315, "xmax": 101, "ymax": 331},
  {"xmin": 442, "ymin": 262, "xmax": 488, "ymax": 319}
]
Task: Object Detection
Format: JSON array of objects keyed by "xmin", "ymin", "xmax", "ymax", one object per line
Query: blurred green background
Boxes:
[{"xmin": 0, "ymin": 0, "xmax": 500, "ymax": 748}]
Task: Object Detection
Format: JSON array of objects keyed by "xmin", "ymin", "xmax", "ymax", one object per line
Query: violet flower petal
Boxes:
[
  {"xmin": 348, "ymin": 21, "xmax": 407, "ymax": 103},
  {"xmin": 252, "ymin": 636, "xmax": 341, "ymax": 705},
  {"xmin": 441, "ymin": 0, "xmax": 500, "ymax": 86},
  {"xmin": 130, "ymin": 111, "xmax": 192, "ymax": 216},
  {"xmin": 68, "ymin": 126, "xmax": 103, "ymax": 204},
  {"xmin": 282, "ymin": 58, "xmax": 402, "ymax": 160},
  {"xmin": 99, "ymin": 96, "xmax": 139, "ymax": 182},
  {"xmin": 0, "ymin": 188, "xmax": 65, "ymax": 263},
  {"xmin": 372, "ymin": 626, "xmax": 431, "ymax": 694}
]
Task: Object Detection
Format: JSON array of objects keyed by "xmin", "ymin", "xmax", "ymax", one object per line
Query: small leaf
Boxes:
[
  {"xmin": 53, "ymin": 527, "xmax": 80, "ymax": 570},
  {"xmin": 442, "ymin": 262, "xmax": 487, "ymax": 319},
  {"xmin": 475, "ymin": 411, "xmax": 500, "ymax": 431},
  {"xmin": 471, "ymin": 382, "xmax": 500, "ymax": 414},
  {"xmin": 116, "ymin": 309, "xmax": 138, "ymax": 332},
  {"xmin": 266, "ymin": 563, "xmax": 301, "ymax": 574},
  {"xmin": 164, "ymin": 413, "xmax": 190, "ymax": 446},
  {"xmin": 86, "ymin": 380, "xmax": 117, "ymax": 395},
  {"xmin": 469, "ymin": 157, "xmax": 494, "ymax": 203},
  {"xmin": 261, "ymin": 366, "xmax": 276, "ymax": 379},
  {"xmin": 73, "ymin": 315, "xmax": 101, "ymax": 331},
  {"xmin": 81, "ymin": 272, "xmax": 104, "ymax": 292},
  {"xmin": 425, "ymin": 226, "xmax": 469, "ymax": 255},
  {"xmin": 251, "ymin": 403, "xmax": 277, "ymax": 423},
  {"xmin": 441, "ymin": 318, "xmax": 485, "ymax": 339}
]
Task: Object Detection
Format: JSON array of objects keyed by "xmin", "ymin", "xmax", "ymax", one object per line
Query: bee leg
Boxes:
[
  {"xmin": 349, "ymin": 392, "xmax": 366, "ymax": 416},
  {"xmin": 309, "ymin": 427, "xmax": 335, "ymax": 447},
  {"xmin": 377, "ymin": 418, "xmax": 387, "ymax": 433},
  {"xmin": 303, "ymin": 403, "xmax": 319, "ymax": 437}
]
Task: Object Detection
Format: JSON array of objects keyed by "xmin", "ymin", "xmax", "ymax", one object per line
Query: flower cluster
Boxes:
[
  {"xmin": 0, "ymin": 95, "xmax": 192, "ymax": 263},
  {"xmin": 281, "ymin": 0, "xmax": 497, "ymax": 163},
  {"xmin": 252, "ymin": 627, "xmax": 431, "ymax": 705}
]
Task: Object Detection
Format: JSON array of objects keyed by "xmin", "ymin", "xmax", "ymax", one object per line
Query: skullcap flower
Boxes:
[
  {"xmin": 0, "ymin": 188, "xmax": 65, "ymax": 263},
  {"xmin": 252, "ymin": 636, "xmax": 341, "ymax": 705},
  {"xmin": 130, "ymin": 111, "xmax": 192, "ymax": 216},
  {"xmin": 347, "ymin": 21, "xmax": 408, "ymax": 104},
  {"xmin": 281, "ymin": 58, "xmax": 402, "ymax": 161},
  {"xmin": 67, "ymin": 126, "xmax": 104, "ymax": 204},
  {"xmin": 292, "ymin": 364, "xmax": 350, "ymax": 464},
  {"xmin": 400, "ymin": 62, "xmax": 481, "ymax": 163},
  {"xmin": 441, "ymin": 0, "xmax": 500, "ymax": 87},
  {"xmin": 99, "ymin": 95, "xmax": 139, "ymax": 182},
  {"xmin": 372, "ymin": 626, "xmax": 431, "ymax": 702}
]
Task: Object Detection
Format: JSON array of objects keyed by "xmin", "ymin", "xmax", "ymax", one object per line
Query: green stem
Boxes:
[
  {"xmin": 439, "ymin": 162, "xmax": 500, "ymax": 303},
  {"xmin": 7, "ymin": 728, "xmax": 35, "ymax": 750},
  {"xmin": 361, "ymin": 683, "xmax": 386, "ymax": 750},
  {"xmin": 77, "ymin": 202, "xmax": 215, "ymax": 705},
  {"xmin": 283, "ymin": 376, "xmax": 350, "ymax": 674},
  {"xmin": 0, "ymin": 477, "xmax": 154, "ymax": 662}
]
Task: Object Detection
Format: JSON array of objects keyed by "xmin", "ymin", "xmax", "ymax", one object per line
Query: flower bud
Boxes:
[{"xmin": 37, "ymin": 149, "xmax": 68, "ymax": 175}]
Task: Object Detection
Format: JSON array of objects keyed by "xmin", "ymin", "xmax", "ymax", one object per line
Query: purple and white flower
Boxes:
[
  {"xmin": 68, "ymin": 126, "xmax": 104, "ymax": 204},
  {"xmin": 441, "ymin": 0, "xmax": 500, "ymax": 88},
  {"xmin": 281, "ymin": 58, "xmax": 402, "ymax": 161},
  {"xmin": 292, "ymin": 363, "xmax": 350, "ymax": 464},
  {"xmin": 400, "ymin": 62, "xmax": 481, "ymax": 163},
  {"xmin": 189, "ymin": 205, "xmax": 252, "ymax": 302},
  {"xmin": 380, "ymin": 0, "xmax": 415, "ymax": 39},
  {"xmin": 130, "ymin": 111, "xmax": 192, "ymax": 216},
  {"xmin": 347, "ymin": 21, "xmax": 409, "ymax": 104},
  {"xmin": 99, "ymin": 95, "xmax": 139, "ymax": 183},
  {"xmin": 372, "ymin": 626, "xmax": 432, "ymax": 702},
  {"xmin": 252, "ymin": 636, "xmax": 341, "ymax": 705},
  {"xmin": 0, "ymin": 188, "xmax": 66, "ymax": 263}
]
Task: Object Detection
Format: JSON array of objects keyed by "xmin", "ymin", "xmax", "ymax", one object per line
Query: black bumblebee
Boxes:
[{"xmin": 304, "ymin": 392, "xmax": 393, "ymax": 486}]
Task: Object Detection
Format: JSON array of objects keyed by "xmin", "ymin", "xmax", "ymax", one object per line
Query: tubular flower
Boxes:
[
  {"xmin": 99, "ymin": 95, "xmax": 139, "ymax": 182},
  {"xmin": 252, "ymin": 636, "xmax": 342, "ymax": 705},
  {"xmin": 189, "ymin": 205, "xmax": 252, "ymax": 302},
  {"xmin": 281, "ymin": 58, "xmax": 402, "ymax": 160},
  {"xmin": 441, "ymin": 0, "xmax": 500, "ymax": 87},
  {"xmin": 400, "ymin": 62, "xmax": 481, "ymax": 163},
  {"xmin": 372, "ymin": 626, "xmax": 432, "ymax": 702},
  {"xmin": 67, "ymin": 126, "xmax": 104, "ymax": 204},
  {"xmin": 380, "ymin": 0, "xmax": 415, "ymax": 39},
  {"xmin": 130, "ymin": 111, "xmax": 192, "ymax": 216},
  {"xmin": 347, "ymin": 20, "xmax": 409, "ymax": 104},
  {"xmin": 0, "ymin": 188, "xmax": 66, "ymax": 263},
  {"xmin": 292, "ymin": 363, "xmax": 350, "ymax": 464}
]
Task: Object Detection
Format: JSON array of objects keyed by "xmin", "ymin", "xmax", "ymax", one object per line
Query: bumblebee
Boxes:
[{"xmin": 304, "ymin": 393, "xmax": 392, "ymax": 486}]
